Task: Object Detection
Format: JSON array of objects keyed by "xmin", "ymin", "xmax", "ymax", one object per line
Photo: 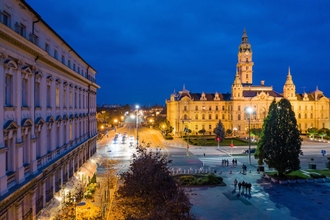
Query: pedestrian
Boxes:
[
  {"xmin": 248, "ymin": 183, "xmax": 252, "ymax": 194},
  {"xmin": 235, "ymin": 159, "xmax": 237, "ymax": 165},
  {"xmin": 232, "ymin": 159, "xmax": 235, "ymax": 166},
  {"xmin": 222, "ymin": 159, "xmax": 224, "ymax": 166},
  {"xmin": 227, "ymin": 159, "xmax": 229, "ymax": 166},
  {"xmin": 204, "ymin": 153, "xmax": 205, "ymax": 157},
  {"xmin": 242, "ymin": 181, "xmax": 246, "ymax": 193},
  {"xmin": 234, "ymin": 179, "xmax": 237, "ymax": 190},
  {"xmin": 238, "ymin": 181, "xmax": 242, "ymax": 192}
]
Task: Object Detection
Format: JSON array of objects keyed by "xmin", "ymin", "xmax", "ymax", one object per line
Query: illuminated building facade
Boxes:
[
  {"xmin": 166, "ymin": 30, "xmax": 329, "ymax": 137},
  {"xmin": 0, "ymin": 0, "xmax": 99, "ymax": 219}
]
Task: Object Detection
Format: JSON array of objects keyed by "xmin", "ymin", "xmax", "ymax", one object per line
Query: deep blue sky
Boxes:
[{"xmin": 26, "ymin": 0, "xmax": 330, "ymax": 107}]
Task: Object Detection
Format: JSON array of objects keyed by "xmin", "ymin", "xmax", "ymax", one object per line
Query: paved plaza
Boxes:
[{"xmin": 168, "ymin": 145, "xmax": 330, "ymax": 220}]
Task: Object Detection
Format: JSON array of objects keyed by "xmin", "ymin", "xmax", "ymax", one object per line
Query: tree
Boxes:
[
  {"xmin": 213, "ymin": 120, "xmax": 225, "ymax": 142},
  {"xmin": 318, "ymin": 128, "xmax": 328, "ymax": 140},
  {"xmin": 226, "ymin": 129, "xmax": 232, "ymax": 136},
  {"xmin": 159, "ymin": 119, "xmax": 173, "ymax": 135},
  {"xmin": 114, "ymin": 146, "xmax": 195, "ymax": 220},
  {"xmin": 255, "ymin": 99, "xmax": 302, "ymax": 177},
  {"xmin": 307, "ymin": 127, "xmax": 318, "ymax": 139}
]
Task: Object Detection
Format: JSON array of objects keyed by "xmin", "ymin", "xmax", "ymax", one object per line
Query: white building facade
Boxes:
[{"xmin": 0, "ymin": 0, "xmax": 99, "ymax": 219}]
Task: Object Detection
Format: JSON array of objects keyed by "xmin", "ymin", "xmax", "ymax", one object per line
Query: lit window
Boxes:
[{"xmin": 56, "ymin": 87, "xmax": 60, "ymax": 107}]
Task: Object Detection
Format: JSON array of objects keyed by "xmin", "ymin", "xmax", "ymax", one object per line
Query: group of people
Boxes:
[
  {"xmin": 222, "ymin": 159, "xmax": 229, "ymax": 166},
  {"xmin": 232, "ymin": 159, "xmax": 238, "ymax": 166},
  {"xmin": 241, "ymin": 164, "xmax": 247, "ymax": 174},
  {"xmin": 234, "ymin": 179, "xmax": 252, "ymax": 194}
]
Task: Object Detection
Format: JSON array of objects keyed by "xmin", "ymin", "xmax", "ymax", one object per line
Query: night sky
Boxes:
[{"xmin": 26, "ymin": 0, "xmax": 330, "ymax": 107}]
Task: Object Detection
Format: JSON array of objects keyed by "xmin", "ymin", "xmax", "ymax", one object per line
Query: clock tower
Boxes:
[{"xmin": 237, "ymin": 29, "xmax": 254, "ymax": 85}]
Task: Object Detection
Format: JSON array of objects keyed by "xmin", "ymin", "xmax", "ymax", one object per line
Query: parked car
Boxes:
[{"xmin": 242, "ymin": 148, "xmax": 256, "ymax": 154}]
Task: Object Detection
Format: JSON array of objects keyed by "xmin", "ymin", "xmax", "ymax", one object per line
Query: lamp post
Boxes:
[
  {"xmin": 136, "ymin": 105, "xmax": 139, "ymax": 147},
  {"xmin": 246, "ymin": 107, "xmax": 253, "ymax": 165}
]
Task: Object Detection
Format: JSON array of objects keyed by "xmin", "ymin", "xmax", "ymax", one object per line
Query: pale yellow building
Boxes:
[{"xmin": 166, "ymin": 30, "xmax": 330, "ymax": 137}]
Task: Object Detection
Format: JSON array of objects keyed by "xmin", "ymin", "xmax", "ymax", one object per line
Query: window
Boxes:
[
  {"xmin": 47, "ymin": 85, "xmax": 51, "ymax": 107},
  {"xmin": 30, "ymin": 34, "xmax": 38, "ymax": 45},
  {"xmin": 69, "ymin": 91, "xmax": 72, "ymax": 107},
  {"xmin": 45, "ymin": 43, "xmax": 49, "ymax": 53},
  {"xmin": 184, "ymin": 106, "xmax": 187, "ymax": 111},
  {"xmin": 209, "ymin": 125, "xmax": 211, "ymax": 129},
  {"xmin": 246, "ymin": 74, "xmax": 248, "ymax": 78},
  {"xmin": 56, "ymin": 87, "xmax": 60, "ymax": 107},
  {"xmin": 202, "ymin": 114, "xmax": 205, "ymax": 120},
  {"xmin": 15, "ymin": 22, "xmax": 26, "ymax": 37},
  {"xmin": 208, "ymin": 114, "xmax": 211, "ymax": 119},
  {"xmin": 35, "ymin": 82, "xmax": 40, "ymax": 107},
  {"xmin": 195, "ymin": 106, "xmax": 198, "ymax": 111},
  {"xmin": 215, "ymin": 114, "xmax": 218, "ymax": 120},
  {"xmin": 78, "ymin": 67, "xmax": 80, "ymax": 73},
  {"xmin": 68, "ymin": 60, "xmax": 71, "ymax": 68},
  {"xmin": 2, "ymin": 11, "xmax": 11, "ymax": 27},
  {"xmin": 5, "ymin": 74, "xmax": 13, "ymax": 106},
  {"xmin": 238, "ymin": 114, "xmax": 241, "ymax": 120},
  {"xmin": 75, "ymin": 92, "xmax": 77, "ymax": 108},
  {"xmin": 298, "ymin": 113, "xmax": 301, "ymax": 119},
  {"xmin": 238, "ymin": 106, "xmax": 241, "ymax": 111},
  {"xmin": 202, "ymin": 106, "xmax": 205, "ymax": 110},
  {"xmin": 311, "ymin": 106, "xmax": 313, "ymax": 110},
  {"xmin": 216, "ymin": 106, "xmax": 218, "ymax": 111},
  {"xmin": 73, "ymin": 63, "xmax": 76, "ymax": 71},
  {"xmin": 310, "ymin": 113, "xmax": 313, "ymax": 119},
  {"xmin": 246, "ymin": 58, "xmax": 248, "ymax": 62},
  {"xmin": 22, "ymin": 79, "xmax": 28, "ymax": 106},
  {"xmin": 62, "ymin": 55, "xmax": 65, "ymax": 64},
  {"xmin": 63, "ymin": 88, "xmax": 67, "ymax": 107},
  {"xmin": 209, "ymin": 106, "xmax": 211, "ymax": 110},
  {"xmin": 195, "ymin": 114, "xmax": 198, "ymax": 120},
  {"xmin": 222, "ymin": 106, "xmax": 225, "ymax": 110},
  {"xmin": 183, "ymin": 114, "xmax": 187, "ymax": 120},
  {"xmin": 222, "ymin": 114, "xmax": 225, "ymax": 120},
  {"xmin": 195, "ymin": 125, "xmax": 198, "ymax": 130},
  {"xmin": 69, "ymin": 123, "xmax": 73, "ymax": 141},
  {"xmin": 304, "ymin": 113, "xmax": 307, "ymax": 119},
  {"xmin": 54, "ymin": 50, "xmax": 58, "ymax": 59}
]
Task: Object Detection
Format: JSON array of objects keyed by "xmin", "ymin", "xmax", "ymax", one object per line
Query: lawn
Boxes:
[
  {"xmin": 172, "ymin": 174, "xmax": 225, "ymax": 186},
  {"xmin": 265, "ymin": 169, "xmax": 330, "ymax": 179},
  {"xmin": 185, "ymin": 137, "xmax": 257, "ymax": 146}
]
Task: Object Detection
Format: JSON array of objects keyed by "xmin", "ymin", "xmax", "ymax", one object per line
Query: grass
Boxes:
[
  {"xmin": 185, "ymin": 137, "xmax": 257, "ymax": 146},
  {"xmin": 265, "ymin": 169, "xmax": 330, "ymax": 180},
  {"xmin": 172, "ymin": 174, "xmax": 224, "ymax": 186}
]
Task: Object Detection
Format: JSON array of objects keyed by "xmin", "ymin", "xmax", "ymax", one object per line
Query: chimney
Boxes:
[{"xmin": 261, "ymin": 80, "xmax": 265, "ymax": 86}]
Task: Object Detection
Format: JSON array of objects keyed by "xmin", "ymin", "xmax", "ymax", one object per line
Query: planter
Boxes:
[
  {"xmin": 288, "ymin": 179, "xmax": 297, "ymax": 184},
  {"xmin": 257, "ymin": 166, "xmax": 265, "ymax": 172},
  {"xmin": 305, "ymin": 179, "xmax": 314, "ymax": 183}
]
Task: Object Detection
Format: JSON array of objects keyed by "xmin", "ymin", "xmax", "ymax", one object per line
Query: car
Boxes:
[{"xmin": 242, "ymin": 148, "xmax": 256, "ymax": 154}]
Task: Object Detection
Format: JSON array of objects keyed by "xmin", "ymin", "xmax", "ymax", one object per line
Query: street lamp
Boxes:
[
  {"xmin": 246, "ymin": 107, "xmax": 253, "ymax": 165},
  {"xmin": 136, "ymin": 105, "xmax": 139, "ymax": 147}
]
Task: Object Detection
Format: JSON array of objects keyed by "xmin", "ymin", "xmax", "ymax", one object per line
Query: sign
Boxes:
[
  {"xmin": 321, "ymin": 150, "xmax": 326, "ymax": 156},
  {"xmin": 230, "ymin": 140, "xmax": 234, "ymax": 148}
]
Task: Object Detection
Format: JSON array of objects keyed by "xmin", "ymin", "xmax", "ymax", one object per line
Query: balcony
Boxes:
[{"xmin": 36, "ymin": 196, "xmax": 43, "ymax": 214}]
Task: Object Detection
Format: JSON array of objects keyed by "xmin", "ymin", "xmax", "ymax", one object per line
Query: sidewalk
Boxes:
[{"xmin": 167, "ymin": 146, "xmax": 330, "ymax": 220}]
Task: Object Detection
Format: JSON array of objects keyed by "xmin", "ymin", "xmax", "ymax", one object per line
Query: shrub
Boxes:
[
  {"xmin": 310, "ymin": 173, "xmax": 326, "ymax": 179},
  {"xmin": 178, "ymin": 176, "xmax": 196, "ymax": 185}
]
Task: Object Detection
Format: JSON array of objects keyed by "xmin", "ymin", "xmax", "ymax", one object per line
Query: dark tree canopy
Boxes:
[
  {"xmin": 114, "ymin": 146, "xmax": 195, "ymax": 220},
  {"xmin": 213, "ymin": 120, "xmax": 225, "ymax": 142},
  {"xmin": 255, "ymin": 99, "xmax": 302, "ymax": 176}
]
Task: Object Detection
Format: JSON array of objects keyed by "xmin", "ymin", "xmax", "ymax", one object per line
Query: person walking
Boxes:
[
  {"xmin": 241, "ymin": 181, "xmax": 246, "ymax": 194},
  {"xmin": 238, "ymin": 181, "xmax": 242, "ymax": 192},
  {"xmin": 234, "ymin": 179, "xmax": 237, "ymax": 190},
  {"xmin": 248, "ymin": 183, "xmax": 252, "ymax": 194}
]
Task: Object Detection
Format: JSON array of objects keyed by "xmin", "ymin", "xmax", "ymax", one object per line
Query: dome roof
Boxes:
[{"xmin": 239, "ymin": 29, "xmax": 252, "ymax": 53}]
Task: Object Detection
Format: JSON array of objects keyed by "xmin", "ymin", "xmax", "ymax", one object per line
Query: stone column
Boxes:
[
  {"xmin": 15, "ymin": 200, "xmax": 23, "ymax": 220},
  {"xmin": 42, "ymin": 179, "xmax": 46, "ymax": 207}
]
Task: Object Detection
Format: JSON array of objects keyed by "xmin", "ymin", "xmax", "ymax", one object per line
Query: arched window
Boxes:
[
  {"xmin": 195, "ymin": 114, "xmax": 198, "ymax": 120},
  {"xmin": 238, "ymin": 114, "xmax": 241, "ymax": 120},
  {"xmin": 215, "ymin": 114, "xmax": 218, "ymax": 120},
  {"xmin": 184, "ymin": 114, "xmax": 188, "ymax": 120},
  {"xmin": 310, "ymin": 113, "xmax": 313, "ymax": 119},
  {"xmin": 208, "ymin": 114, "xmax": 211, "ymax": 120},
  {"xmin": 305, "ymin": 113, "xmax": 307, "ymax": 119},
  {"xmin": 298, "ymin": 113, "xmax": 301, "ymax": 119},
  {"xmin": 202, "ymin": 114, "xmax": 205, "ymax": 120}
]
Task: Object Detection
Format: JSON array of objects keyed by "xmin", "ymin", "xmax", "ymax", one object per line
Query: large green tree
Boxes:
[
  {"xmin": 114, "ymin": 146, "xmax": 195, "ymax": 220},
  {"xmin": 213, "ymin": 120, "xmax": 225, "ymax": 142},
  {"xmin": 255, "ymin": 99, "xmax": 302, "ymax": 177}
]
